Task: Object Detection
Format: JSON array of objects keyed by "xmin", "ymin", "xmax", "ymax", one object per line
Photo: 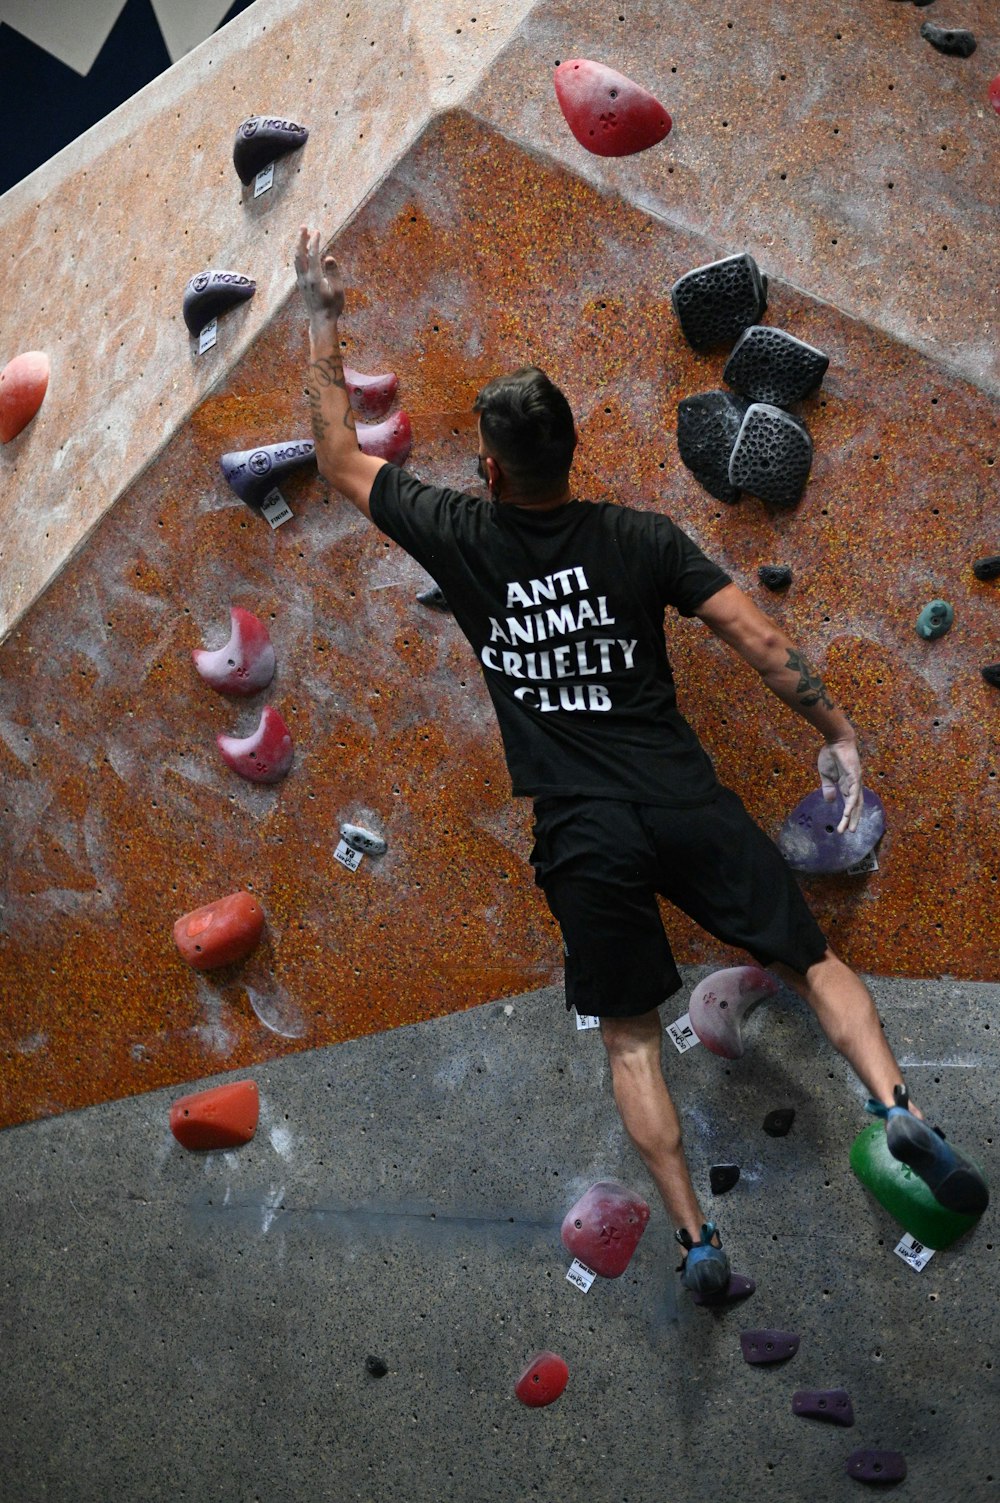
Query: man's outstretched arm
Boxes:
[
  {"xmin": 694, "ymin": 582, "xmax": 863, "ymax": 832},
  {"xmin": 293, "ymin": 225, "xmax": 386, "ymax": 520}
]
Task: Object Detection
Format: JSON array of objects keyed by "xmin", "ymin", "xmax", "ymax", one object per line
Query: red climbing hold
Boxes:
[
  {"xmin": 989, "ymin": 75, "xmax": 1000, "ymax": 115},
  {"xmin": 344, "ymin": 366, "xmax": 398, "ymax": 423},
  {"xmin": 0, "ymin": 351, "xmax": 50, "ymax": 443},
  {"xmin": 554, "ymin": 60, "xmax": 671, "ymax": 157},
  {"xmin": 217, "ymin": 705, "xmax": 293, "ymax": 783},
  {"xmin": 193, "ymin": 607, "xmax": 276, "ymax": 696},
  {"xmin": 173, "ymin": 889, "xmax": 266, "ymax": 970},
  {"xmin": 561, "ymin": 1180, "xmax": 650, "ymax": 1277},
  {"xmin": 356, "ymin": 409, "xmax": 412, "ymax": 465},
  {"xmin": 170, "ymin": 1079, "xmax": 260, "ymax": 1150},
  {"xmin": 515, "ymin": 1351, "xmax": 569, "ymax": 1407}
]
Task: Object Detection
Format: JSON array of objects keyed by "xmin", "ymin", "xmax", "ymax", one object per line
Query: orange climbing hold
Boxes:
[
  {"xmin": 554, "ymin": 60, "xmax": 671, "ymax": 157},
  {"xmin": 173, "ymin": 889, "xmax": 266, "ymax": 970},
  {"xmin": 170, "ymin": 1078, "xmax": 260, "ymax": 1150},
  {"xmin": 0, "ymin": 351, "xmax": 50, "ymax": 442}
]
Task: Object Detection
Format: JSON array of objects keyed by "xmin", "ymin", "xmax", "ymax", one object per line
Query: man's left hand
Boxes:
[{"xmin": 818, "ymin": 738, "xmax": 863, "ymax": 834}]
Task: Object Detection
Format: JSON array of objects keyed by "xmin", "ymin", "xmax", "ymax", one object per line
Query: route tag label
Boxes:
[
  {"xmin": 260, "ymin": 488, "xmax": 293, "ymax": 530},
  {"xmin": 667, "ymin": 1012, "xmax": 700, "ymax": 1054},
  {"xmin": 894, "ymin": 1233, "xmax": 935, "ymax": 1271},
  {"xmin": 253, "ymin": 162, "xmax": 275, "ymax": 197},
  {"xmin": 845, "ymin": 851, "xmax": 879, "ymax": 876},
  {"xmin": 197, "ymin": 318, "xmax": 218, "ymax": 354},
  {"xmin": 566, "ymin": 1259, "xmax": 597, "ymax": 1293},
  {"xmin": 575, "ymin": 1013, "xmax": 600, "ymax": 1031},
  {"xmin": 334, "ymin": 839, "xmax": 363, "ymax": 873}
]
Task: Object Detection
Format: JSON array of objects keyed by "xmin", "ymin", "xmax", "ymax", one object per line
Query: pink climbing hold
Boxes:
[
  {"xmin": 217, "ymin": 705, "xmax": 293, "ymax": 783},
  {"xmin": 344, "ymin": 366, "xmax": 398, "ymax": 423},
  {"xmin": 989, "ymin": 75, "xmax": 1000, "ymax": 115},
  {"xmin": 515, "ymin": 1351, "xmax": 569, "ymax": 1407},
  {"xmin": 357, "ymin": 409, "xmax": 412, "ymax": 465},
  {"xmin": 0, "ymin": 351, "xmax": 50, "ymax": 443},
  {"xmin": 554, "ymin": 60, "xmax": 672, "ymax": 157},
  {"xmin": 688, "ymin": 966, "xmax": 780, "ymax": 1059},
  {"xmin": 193, "ymin": 607, "xmax": 276, "ymax": 696},
  {"xmin": 561, "ymin": 1180, "xmax": 650, "ymax": 1278}
]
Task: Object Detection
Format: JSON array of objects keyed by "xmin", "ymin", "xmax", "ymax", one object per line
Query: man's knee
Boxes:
[{"xmin": 600, "ymin": 1008, "xmax": 663, "ymax": 1066}]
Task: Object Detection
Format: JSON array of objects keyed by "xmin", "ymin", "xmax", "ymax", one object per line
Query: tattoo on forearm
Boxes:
[
  {"xmin": 785, "ymin": 649, "xmax": 834, "ymax": 710},
  {"xmin": 305, "ymin": 353, "xmax": 356, "ymax": 440}
]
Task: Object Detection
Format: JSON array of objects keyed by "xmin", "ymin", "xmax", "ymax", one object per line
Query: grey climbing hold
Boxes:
[
  {"xmin": 710, "ymin": 1164, "xmax": 740, "ymax": 1195},
  {"xmin": 220, "ymin": 439, "xmax": 315, "ymax": 509},
  {"xmin": 182, "ymin": 269, "xmax": 255, "ymax": 337},
  {"xmin": 920, "ymin": 23, "xmax": 976, "ymax": 56},
  {"xmin": 792, "ymin": 1389, "xmax": 855, "ymax": 1427},
  {"xmin": 341, "ymin": 824, "xmax": 387, "ymax": 857},
  {"xmin": 728, "ymin": 403, "xmax": 813, "ymax": 508},
  {"xmin": 365, "ymin": 1355, "xmax": 389, "ymax": 1378},
  {"xmin": 676, "ymin": 390, "xmax": 750, "ymax": 504},
  {"xmin": 778, "ymin": 785, "xmax": 886, "ymax": 875},
  {"xmin": 973, "ymin": 555, "xmax": 1000, "ymax": 582},
  {"xmin": 723, "ymin": 326, "xmax": 829, "ymax": 407},
  {"xmin": 758, "ymin": 565, "xmax": 792, "ymax": 591},
  {"xmin": 916, "ymin": 599, "xmax": 954, "ymax": 640},
  {"xmin": 845, "ymin": 1450, "xmax": 907, "ymax": 1484},
  {"xmin": 670, "ymin": 253, "xmax": 768, "ymax": 351},
  {"xmin": 233, "ymin": 115, "xmax": 309, "ymax": 185},
  {"xmin": 417, "ymin": 585, "xmax": 452, "ymax": 613},
  {"xmin": 740, "ymin": 1329, "xmax": 800, "ymax": 1365},
  {"xmin": 763, "ymin": 1108, "xmax": 795, "ymax": 1137},
  {"xmin": 982, "ymin": 665, "xmax": 1000, "ymax": 688}
]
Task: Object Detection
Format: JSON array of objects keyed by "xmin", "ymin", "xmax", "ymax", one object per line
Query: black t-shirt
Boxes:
[{"xmin": 369, "ymin": 464, "xmax": 732, "ymax": 806}]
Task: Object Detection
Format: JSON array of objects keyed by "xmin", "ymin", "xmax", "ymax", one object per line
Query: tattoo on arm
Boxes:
[
  {"xmin": 785, "ymin": 649, "xmax": 834, "ymax": 710},
  {"xmin": 305, "ymin": 353, "xmax": 356, "ymax": 440}
]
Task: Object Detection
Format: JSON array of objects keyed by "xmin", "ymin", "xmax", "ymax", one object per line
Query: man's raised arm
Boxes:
[
  {"xmin": 293, "ymin": 225, "xmax": 386, "ymax": 520},
  {"xmin": 695, "ymin": 582, "xmax": 863, "ymax": 833}
]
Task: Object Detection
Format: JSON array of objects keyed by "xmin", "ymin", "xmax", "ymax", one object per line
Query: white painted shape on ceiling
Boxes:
[
  {"xmin": 0, "ymin": 0, "xmax": 129, "ymax": 76},
  {"xmin": 149, "ymin": 0, "xmax": 236, "ymax": 64}
]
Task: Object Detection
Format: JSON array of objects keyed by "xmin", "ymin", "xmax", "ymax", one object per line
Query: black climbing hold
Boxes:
[
  {"xmin": 670, "ymin": 253, "xmax": 768, "ymax": 351},
  {"xmin": 417, "ymin": 585, "xmax": 453, "ymax": 613},
  {"xmin": 763, "ymin": 1107, "xmax": 795, "ymax": 1137},
  {"xmin": 845, "ymin": 1449, "xmax": 907, "ymax": 1484},
  {"xmin": 692, "ymin": 1271, "xmax": 755, "ymax": 1306},
  {"xmin": 758, "ymin": 564, "xmax": 792, "ymax": 591},
  {"xmin": 710, "ymin": 1164, "xmax": 741, "ymax": 1195},
  {"xmin": 723, "ymin": 326, "xmax": 829, "ymax": 408},
  {"xmin": 973, "ymin": 555, "xmax": 1000, "ymax": 582},
  {"xmin": 365, "ymin": 1355, "xmax": 389, "ymax": 1378},
  {"xmin": 233, "ymin": 115, "xmax": 309, "ymax": 185},
  {"xmin": 920, "ymin": 22, "xmax": 977, "ymax": 56},
  {"xmin": 728, "ymin": 403, "xmax": 813, "ymax": 508},
  {"xmin": 792, "ymin": 1389, "xmax": 855, "ymax": 1427},
  {"xmin": 740, "ymin": 1328, "xmax": 800, "ymax": 1365},
  {"xmin": 219, "ymin": 439, "xmax": 316, "ymax": 509},
  {"xmin": 982, "ymin": 665, "xmax": 1000, "ymax": 688},
  {"xmin": 676, "ymin": 390, "xmax": 750, "ymax": 504},
  {"xmin": 182, "ymin": 269, "xmax": 255, "ymax": 337}
]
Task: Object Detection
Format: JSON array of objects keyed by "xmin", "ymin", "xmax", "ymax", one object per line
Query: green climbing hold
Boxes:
[
  {"xmin": 916, "ymin": 599, "xmax": 954, "ymax": 640},
  {"xmin": 849, "ymin": 1123, "xmax": 981, "ymax": 1249}
]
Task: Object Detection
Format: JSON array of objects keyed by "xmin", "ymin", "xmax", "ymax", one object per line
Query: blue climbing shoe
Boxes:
[
  {"xmin": 676, "ymin": 1222, "xmax": 731, "ymax": 1297},
  {"xmin": 867, "ymin": 1085, "xmax": 989, "ymax": 1217}
]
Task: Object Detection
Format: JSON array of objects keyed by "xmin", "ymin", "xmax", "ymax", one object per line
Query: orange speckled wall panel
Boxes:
[{"xmin": 1, "ymin": 112, "xmax": 998, "ymax": 1130}]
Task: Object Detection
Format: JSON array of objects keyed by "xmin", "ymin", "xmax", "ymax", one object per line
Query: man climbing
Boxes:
[{"xmin": 294, "ymin": 226, "xmax": 988, "ymax": 1297}]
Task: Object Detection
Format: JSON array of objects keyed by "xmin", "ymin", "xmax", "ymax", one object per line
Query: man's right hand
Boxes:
[
  {"xmin": 818, "ymin": 738, "xmax": 863, "ymax": 834},
  {"xmin": 294, "ymin": 225, "xmax": 346, "ymax": 324}
]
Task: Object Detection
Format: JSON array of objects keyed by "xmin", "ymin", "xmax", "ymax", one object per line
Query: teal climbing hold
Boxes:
[
  {"xmin": 916, "ymin": 599, "xmax": 954, "ymax": 640},
  {"xmin": 849, "ymin": 1122, "xmax": 982, "ymax": 1249}
]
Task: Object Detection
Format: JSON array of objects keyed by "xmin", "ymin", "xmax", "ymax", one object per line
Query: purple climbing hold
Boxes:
[
  {"xmin": 182, "ymin": 269, "xmax": 255, "ymax": 336},
  {"xmin": 233, "ymin": 115, "xmax": 309, "ymax": 184},
  {"xmin": 920, "ymin": 23, "xmax": 976, "ymax": 57},
  {"xmin": 689, "ymin": 965, "xmax": 780, "ymax": 1059},
  {"xmin": 845, "ymin": 1449, "xmax": 907, "ymax": 1484},
  {"xmin": 763, "ymin": 1108, "xmax": 795, "ymax": 1137},
  {"xmin": 561, "ymin": 1180, "xmax": 650, "ymax": 1278},
  {"xmin": 776, "ymin": 786, "xmax": 885, "ymax": 874},
  {"xmin": 220, "ymin": 439, "xmax": 316, "ymax": 509},
  {"xmin": 710, "ymin": 1164, "xmax": 740, "ymax": 1195},
  {"xmin": 692, "ymin": 1272, "xmax": 755, "ymax": 1306},
  {"xmin": 740, "ymin": 1329, "xmax": 799, "ymax": 1365},
  {"xmin": 973, "ymin": 555, "xmax": 1000, "ymax": 582},
  {"xmin": 792, "ymin": 1389, "xmax": 855, "ymax": 1426}
]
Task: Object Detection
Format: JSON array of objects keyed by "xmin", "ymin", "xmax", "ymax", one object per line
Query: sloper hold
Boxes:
[
  {"xmin": 723, "ymin": 325, "xmax": 829, "ymax": 407},
  {"xmin": 792, "ymin": 1389, "xmax": 854, "ymax": 1426},
  {"xmin": 515, "ymin": 1352, "xmax": 569, "ymax": 1407},
  {"xmin": 217, "ymin": 705, "xmax": 293, "ymax": 783},
  {"xmin": 671, "ymin": 253, "xmax": 768, "ymax": 351},
  {"xmin": 676, "ymin": 390, "xmax": 750, "ymax": 504},
  {"xmin": 777, "ymin": 785, "xmax": 886, "ymax": 874},
  {"xmin": 973, "ymin": 554, "xmax": 1000, "ymax": 581},
  {"xmin": 710, "ymin": 1164, "xmax": 741, "ymax": 1195},
  {"xmin": 233, "ymin": 114, "xmax": 309, "ymax": 184},
  {"xmin": 0, "ymin": 351, "xmax": 50, "ymax": 443},
  {"xmin": 561, "ymin": 1180, "xmax": 651, "ymax": 1278},
  {"xmin": 182, "ymin": 269, "xmax": 255, "ymax": 336},
  {"xmin": 170, "ymin": 1079, "xmax": 260, "ymax": 1150},
  {"xmin": 689, "ymin": 965, "xmax": 780, "ymax": 1058},
  {"xmin": 845, "ymin": 1450, "xmax": 907, "ymax": 1484},
  {"xmin": 173, "ymin": 890, "xmax": 266, "ymax": 970},
  {"xmin": 554, "ymin": 59, "xmax": 671, "ymax": 157},
  {"xmin": 341, "ymin": 824, "xmax": 387, "ymax": 857},
  {"xmin": 356, "ymin": 410, "xmax": 413, "ymax": 465},
  {"xmin": 692, "ymin": 1272, "xmax": 755, "ymax": 1306},
  {"xmin": 740, "ymin": 1329, "xmax": 799, "ymax": 1365},
  {"xmin": 344, "ymin": 366, "xmax": 398, "ymax": 422},
  {"xmin": 728, "ymin": 403, "xmax": 813, "ymax": 508},
  {"xmin": 850, "ymin": 1121, "xmax": 982, "ymax": 1248},
  {"xmin": 916, "ymin": 599, "xmax": 953, "ymax": 640},
  {"xmin": 920, "ymin": 23, "xmax": 976, "ymax": 57},
  {"xmin": 193, "ymin": 607, "xmax": 275, "ymax": 695},
  {"xmin": 759, "ymin": 565, "xmax": 792, "ymax": 591},
  {"xmin": 763, "ymin": 1107, "xmax": 795, "ymax": 1137},
  {"xmin": 220, "ymin": 439, "xmax": 316, "ymax": 509}
]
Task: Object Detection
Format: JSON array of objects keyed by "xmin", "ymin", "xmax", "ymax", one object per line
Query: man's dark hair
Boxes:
[{"xmin": 473, "ymin": 367, "xmax": 576, "ymax": 495}]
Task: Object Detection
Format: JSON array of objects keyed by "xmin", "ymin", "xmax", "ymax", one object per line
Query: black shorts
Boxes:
[{"xmin": 530, "ymin": 788, "xmax": 828, "ymax": 1019}]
